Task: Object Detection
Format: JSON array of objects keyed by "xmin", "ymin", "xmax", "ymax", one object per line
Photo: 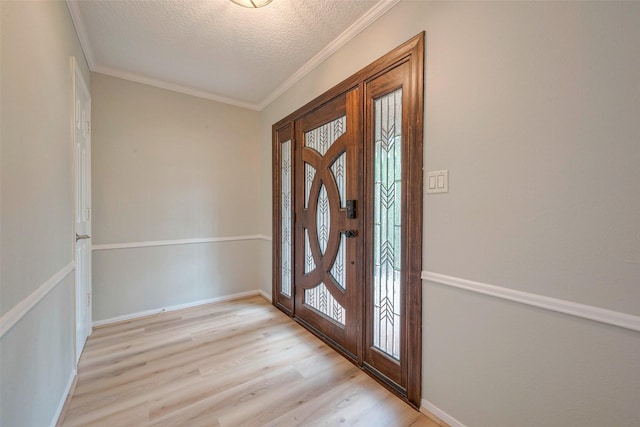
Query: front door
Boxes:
[
  {"xmin": 293, "ymin": 89, "xmax": 362, "ymax": 359},
  {"xmin": 273, "ymin": 33, "xmax": 424, "ymax": 407}
]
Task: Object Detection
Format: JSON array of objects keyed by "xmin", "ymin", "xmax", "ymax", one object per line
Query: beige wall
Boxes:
[
  {"xmin": 91, "ymin": 73, "xmax": 262, "ymax": 321},
  {"xmin": 3, "ymin": 1, "xmax": 639, "ymax": 426},
  {"xmin": 1, "ymin": 1, "xmax": 90, "ymax": 426},
  {"xmin": 260, "ymin": 1, "xmax": 640, "ymax": 425}
]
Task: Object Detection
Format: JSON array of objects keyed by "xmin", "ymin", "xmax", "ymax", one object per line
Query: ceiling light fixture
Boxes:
[{"xmin": 230, "ymin": 0, "xmax": 273, "ymax": 8}]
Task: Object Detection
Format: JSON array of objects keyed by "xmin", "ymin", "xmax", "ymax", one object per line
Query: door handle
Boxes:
[
  {"xmin": 76, "ymin": 233, "xmax": 91, "ymax": 241},
  {"xmin": 344, "ymin": 230, "xmax": 357, "ymax": 238}
]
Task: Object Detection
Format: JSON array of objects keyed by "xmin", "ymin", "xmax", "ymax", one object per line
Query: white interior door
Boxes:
[{"xmin": 73, "ymin": 58, "xmax": 92, "ymax": 363}]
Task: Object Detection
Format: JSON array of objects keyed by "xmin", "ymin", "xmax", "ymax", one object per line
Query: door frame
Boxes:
[
  {"xmin": 272, "ymin": 33, "xmax": 424, "ymax": 407},
  {"xmin": 71, "ymin": 56, "xmax": 92, "ymax": 365}
]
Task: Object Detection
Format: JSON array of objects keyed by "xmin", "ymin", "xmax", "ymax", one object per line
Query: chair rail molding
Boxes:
[
  {"xmin": 92, "ymin": 234, "xmax": 271, "ymax": 251},
  {"xmin": 1, "ymin": 261, "xmax": 76, "ymax": 338},
  {"xmin": 422, "ymin": 271, "xmax": 640, "ymax": 333}
]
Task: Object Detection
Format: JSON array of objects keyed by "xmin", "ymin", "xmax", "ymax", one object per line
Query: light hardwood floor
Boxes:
[{"xmin": 59, "ymin": 296, "xmax": 438, "ymax": 427}]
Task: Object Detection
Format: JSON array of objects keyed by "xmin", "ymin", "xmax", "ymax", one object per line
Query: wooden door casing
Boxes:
[{"xmin": 272, "ymin": 33, "xmax": 424, "ymax": 408}]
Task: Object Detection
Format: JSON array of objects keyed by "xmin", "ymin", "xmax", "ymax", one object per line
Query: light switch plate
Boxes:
[{"xmin": 426, "ymin": 170, "xmax": 448, "ymax": 193}]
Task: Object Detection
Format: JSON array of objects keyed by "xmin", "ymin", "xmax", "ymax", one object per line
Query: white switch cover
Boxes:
[{"xmin": 426, "ymin": 170, "xmax": 448, "ymax": 193}]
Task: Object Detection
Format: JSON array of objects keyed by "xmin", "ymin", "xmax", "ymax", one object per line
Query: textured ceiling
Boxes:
[{"xmin": 68, "ymin": 0, "xmax": 395, "ymax": 110}]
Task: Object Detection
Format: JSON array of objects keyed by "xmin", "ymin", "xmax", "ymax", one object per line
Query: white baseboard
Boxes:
[
  {"xmin": 258, "ymin": 289, "xmax": 272, "ymax": 302},
  {"xmin": 92, "ymin": 290, "xmax": 264, "ymax": 327},
  {"xmin": 421, "ymin": 399, "xmax": 466, "ymax": 427},
  {"xmin": 51, "ymin": 368, "xmax": 77, "ymax": 427}
]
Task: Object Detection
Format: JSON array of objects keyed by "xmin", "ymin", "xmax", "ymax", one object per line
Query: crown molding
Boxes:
[
  {"xmin": 66, "ymin": 0, "xmax": 399, "ymax": 111},
  {"xmin": 66, "ymin": 0, "xmax": 96, "ymax": 68},
  {"xmin": 257, "ymin": 0, "xmax": 401, "ymax": 110},
  {"xmin": 92, "ymin": 66, "xmax": 262, "ymax": 110}
]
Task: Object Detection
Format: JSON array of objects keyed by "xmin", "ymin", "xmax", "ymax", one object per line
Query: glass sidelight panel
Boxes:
[
  {"xmin": 372, "ymin": 88, "xmax": 403, "ymax": 360},
  {"xmin": 280, "ymin": 139, "xmax": 292, "ymax": 297}
]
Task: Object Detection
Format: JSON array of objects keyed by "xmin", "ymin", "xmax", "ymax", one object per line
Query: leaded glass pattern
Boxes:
[
  {"xmin": 372, "ymin": 88, "xmax": 403, "ymax": 360},
  {"xmin": 304, "ymin": 229, "xmax": 316, "ymax": 274},
  {"xmin": 305, "ymin": 116, "xmax": 346, "ymax": 156},
  {"xmin": 330, "ymin": 153, "xmax": 346, "ymax": 208},
  {"xmin": 316, "ymin": 184, "xmax": 330, "ymax": 255},
  {"xmin": 329, "ymin": 234, "xmax": 346, "ymax": 290},
  {"xmin": 302, "ymin": 115, "xmax": 348, "ymax": 324},
  {"xmin": 304, "ymin": 164, "xmax": 316, "ymax": 209},
  {"xmin": 305, "ymin": 282, "xmax": 345, "ymax": 325},
  {"xmin": 280, "ymin": 139, "xmax": 292, "ymax": 297}
]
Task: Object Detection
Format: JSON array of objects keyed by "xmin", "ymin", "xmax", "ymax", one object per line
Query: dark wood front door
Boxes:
[
  {"xmin": 273, "ymin": 33, "xmax": 424, "ymax": 407},
  {"xmin": 293, "ymin": 89, "xmax": 362, "ymax": 358}
]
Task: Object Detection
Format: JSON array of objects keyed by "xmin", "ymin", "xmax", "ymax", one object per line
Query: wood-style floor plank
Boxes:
[{"xmin": 60, "ymin": 296, "xmax": 439, "ymax": 427}]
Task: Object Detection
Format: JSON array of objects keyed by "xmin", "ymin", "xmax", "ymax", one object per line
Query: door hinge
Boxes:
[
  {"xmin": 86, "ymin": 121, "xmax": 91, "ymax": 135},
  {"xmin": 87, "ymin": 293, "xmax": 91, "ymax": 307}
]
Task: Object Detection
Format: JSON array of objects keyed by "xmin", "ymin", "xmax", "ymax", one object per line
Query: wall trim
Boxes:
[
  {"xmin": 92, "ymin": 234, "xmax": 268, "ymax": 251},
  {"xmin": 67, "ymin": 0, "xmax": 400, "ymax": 111},
  {"xmin": 92, "ymin": 290, "xmax": 264, "ymax": 327},
  {"xmin": 52, "ymin": 369, "xmax": 77, "ymax": 427},
  {"xmin": 1, "ymin": 262, "xmax": 75, "ymax": 338},
  {"xmin": 422, "ymin": 271, "xmax": 640, "ymax": 333},
  {"xmin": 258, "ymin": 290, "xmax": 272, "ymax": 302},
  {"xmin": 91, "ymin": 68, "xmax": 261, "ymax": 111},
  {"xmin": 420, "ymin": 399, "xmax": 466, "ymax": 427},
  {"xmin": 257, "ymin": 0, "xmax": 401, "ymax": 109},
  {"xmin": 66, "ymin": 0, "xmax": 95, "ymax": 69}
]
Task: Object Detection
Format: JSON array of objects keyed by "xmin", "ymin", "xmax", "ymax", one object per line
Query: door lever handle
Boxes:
[
  {"xmin": 76, "ymin": 233, "xmax": 91, "ymax": 241},
  {"xmin": 344, "ymin": 230, "xmax": 357, "ymax": 238}
]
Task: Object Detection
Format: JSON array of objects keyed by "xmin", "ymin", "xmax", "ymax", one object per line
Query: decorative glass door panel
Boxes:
[
  {"xmin": 364, "ymin": 61, "xmax": 417, "ymax": 388},
  {"xmin": 280, "ymin": 138, "xmax": 293, "ymax": 298},
  {"xmin": 273, "ymin": 125, "xmax": 294, "ymax": 314},
  {"xmin": 294, "ymin": 89, "xmax": 362, "ymax": 357},
  {"xmin": 372, "ymin": 87, "xmax": 403, "ymax": 360}
]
